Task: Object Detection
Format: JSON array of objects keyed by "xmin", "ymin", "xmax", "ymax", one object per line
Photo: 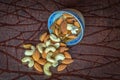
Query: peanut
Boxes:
[
  {"xmin": 61, "ymin": 59, "xmax": 74, "ymax": 64},
  {"xmin": 63, "ymin": 52, "xmax": 72, "ymax": 59},
  {"xmin": 39, "ymin": 32, "xmax": 48, "ymax": 42},
  {"xmin": 32, "ymin": 50, "xmax": 40, "ymax": 61},
  {"xmin": 57, "ymin": 64, "xmax": 67, "ymax": 71},
  {"xmin": 34, "ymin": 62, "xmax": 43, "ymax": 72}
]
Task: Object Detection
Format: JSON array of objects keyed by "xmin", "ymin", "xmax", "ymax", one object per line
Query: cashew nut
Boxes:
[
  {"xmin": 55, "ymin": 54, "xmax": 65, "ymax": 61},
  {"xmin": 67, "ymin": 24, "xmax": 78, "ymax": 34},
  {"xmin": 50, "ymin": 34, "xmax": 60, "ymax": 42},
  {"xmin": 45, "ymin": 40, "xmax": 51, "ymax": 47},
  {"xmin": 36, "ymin": 43, "xmax": 46, "ymax": 54},
  {"xmin": 43, "ymin": 62, "xmax": 52, "ymax": 76},
  {"xmin": 21, "ymin": 57, "xmax": 34, "ymax": 68},
  {"xmin": 67, "ymin": 24, "xmax": 73, "ymax": 30},
  {"xmin": 45, "ymin": 46, "xmax": 56, "ymax": 53},
  {"xmin": 46, "ymin": 52, "xmax": 56, "ymax": 63},
  {"xmin": 54, "ymin": 43, "xmax": 60, "ymax": 48},
  {"xmin": 24, "ymin": 45, "xmax": 35, "ymax": 56},
  {"xmin": 52, "ymin": 61, "xmax": 58, "ymax": 67},
  {"xmin": 52, "ymin": 54, "xmax": 65, "ymax": 67}
]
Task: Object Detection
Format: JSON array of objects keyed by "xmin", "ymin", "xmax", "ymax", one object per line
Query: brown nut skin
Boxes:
[
  {"xmin": 39, "ymin": 32, "xmax": 48, "ymax": 42},
  {"xmin": 57, "ymin": 64, "xmax": 67, "ymax": 71},
  {"xmin": 34, "ymin": 62, "xmax": 43, "ymax": 72},
  {"xmin": 74, "ymin": 21, "xmax": 80, "ymax": 28},
  {"xmin": 63, "ymin": 13, "xmax": 73, "ymax": 19},
  {"xmin": 61, "ymin": 59, "xmax": 74, "ymax": 64},
  {"xmin": 37, "ymin": 59, "xmax": 47, "ymax": 65},
  {"xmin": 44, "ymin": 35, "xmax": 50, "ymax": 42},
  {"xmin": 56, "ymin": 17, "xmax": 64, "ymax": 26},
  {"xmin": 59, "ymin": 47, "xmax": 69, "ymax": 53},
  {"xmin": 63, "ymin": 52, "xmax": 72, "ymax": 59},
  {"xmin": 22, "ymin": 44, "xmax": 33, "ymax": 49},
  {"xmin": 60, "ymin": 43, "xmax": 66, "ymax": 47},
  {"xmin": 54, "ymin": 28, "xmax": 59, "ymax": 36},
  {"xmin": 32, "ymin": 50, "xmax": 40, "ymax": 61},
  {"xmin": 60, "ymin": 21, "xmax": 67, "ymax": 34},
  {"xmin": 67, "ymin": 35, "xmax": 77, "ymax": 39},
  {"xmin": 66, "ymin": 18, "xmax": 77, "ymax": 24},
  {"xmin": 42, "ymin": 52, "xmax": 47, "ymax": 59}
]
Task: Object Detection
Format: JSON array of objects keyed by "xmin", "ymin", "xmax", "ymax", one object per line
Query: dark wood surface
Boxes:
[{"xmin": 0, "ymin": 0, "xmax": 120, "ymax": 80}]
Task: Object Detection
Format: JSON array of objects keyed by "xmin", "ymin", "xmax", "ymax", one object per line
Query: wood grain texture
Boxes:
[{"xmin": 0, "ymin": 0, "xmax": 120, "ymax": 80}]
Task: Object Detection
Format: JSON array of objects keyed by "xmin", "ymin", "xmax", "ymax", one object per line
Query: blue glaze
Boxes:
[{"xmin": 48, "ymin": 10, "xmax": 85, "ymax": 46}]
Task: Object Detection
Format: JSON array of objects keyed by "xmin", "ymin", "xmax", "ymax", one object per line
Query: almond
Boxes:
[
  {"xmin": 56, "ymin": 17, "xmax": 64, "ymax": 26},
  {"xmin": 50, "ymin": 23, "xmax": 56, "ymax": 31},
  {"xmin": 66, "ymin": 18, "xmax": 76, "ymax": 24},
  {"xmin": 52, "ymin": 50, "xmax": 59, "ymax": 57},
  {"xmin": 60, "ymin": 21, "xmax": 67, "ymax": 34},
  {"xmin": 57, "ymin": 64, "xmax": 67, "ymax": 71},
  {"xmin": 64, "ymin": 52, "xmax": 71, "ymax": 59},
  {"xmin": 67, "ymin": 35, "xmax": 77, "ymax": 39},
  {"xmin": 39, "ymin": 32, "xmax": 48, "ymax": 42},
  {"xmin": 60, "ymin": 43, "xmax": 66, "ymax": 47},
  {"xmin": 61, "ymin": 59, "xmax": 74, "ymax": 64},
  {"xmin": 37, "ymin": 59, "xmax": 47, "ymax": 65},
  {"xmin": 74, "ymin": 21, "xmax": 80, "ymax": 28},
  {"xmin": 32, "ymin": 50, "xmax": 40, "ymax": 61},
  {"xmin": 63, "ymin": 13, "xmax": 73, "ymax": 19},
  {"xmin": 23, "ymin": 44, "xmax": 32, "ymax": 49},
  {"xmin": 42, "ymin": 52, "xmax": 47, "ymax": 59},
  {"xmin": 44, "ymin": 35, "xmax": 50, "ymax": 42},
  {"xmin": 54, "ymin": 28, "xmax": 59, "ymax": 36},
  {"xmin": 59, "ymin": 47, "xmax": 69, "ymax": 53},
  {"xmin": 34, "ymin": 62, "xmax": 43, "ymax": 72}
]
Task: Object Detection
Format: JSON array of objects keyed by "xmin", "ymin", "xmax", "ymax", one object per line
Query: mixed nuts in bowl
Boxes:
[{"xmin": 48, "ymin": 9, "xmax": 85, "ymax": 46}]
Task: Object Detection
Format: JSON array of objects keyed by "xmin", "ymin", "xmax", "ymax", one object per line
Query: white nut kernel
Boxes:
[
  {"xmin": 54, "ymin": 43, "xmax": 60, "ymax": 48},
  {"xmin": 45, "ymin": 46, "xmax": 56, "ymax": 53},
  {"xmin": 36, "ymin": 43, "xmax": 46, "ymax": 54},
  {"xmin": 43, "ymin": 62, "xmax": 52, "ymax": 76},
  {"xmin": 45, "ymin": 40, "xmax": 51, "ymax": 47},
  {"xmin": 52, "ymin": 61, "xmax": 58, "ymax": 67},
  {"xmin": 46, "ymin": 52, "xmax": 56, "ymax": 63},
  {"xmin": 55, "ymin": 54, "xmax": 65, "ymax": 61},
  {"xmin": 67, "ymin": 24, "xmax": 73, "ymax": 30},
  {"xmin": 50, "ymin": 34, "xmax": 60, "ymax": 42},
  {"xmin": 21, "ymin": 57, "xmax": 34, "ymax": 68},
  {"xmin": 24, "ymin": 46, "xmax": 35, "ymax": 56}
]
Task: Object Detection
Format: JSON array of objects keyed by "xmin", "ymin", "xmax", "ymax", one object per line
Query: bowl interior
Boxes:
[{"xmin": 48, "ymin": 11, "xmax": 84, "ymax": 46}]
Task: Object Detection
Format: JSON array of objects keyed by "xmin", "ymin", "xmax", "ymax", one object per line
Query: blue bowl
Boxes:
[{"xmin": 48, "ymin": 9, "xmax": 85, "ymax": 46}]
